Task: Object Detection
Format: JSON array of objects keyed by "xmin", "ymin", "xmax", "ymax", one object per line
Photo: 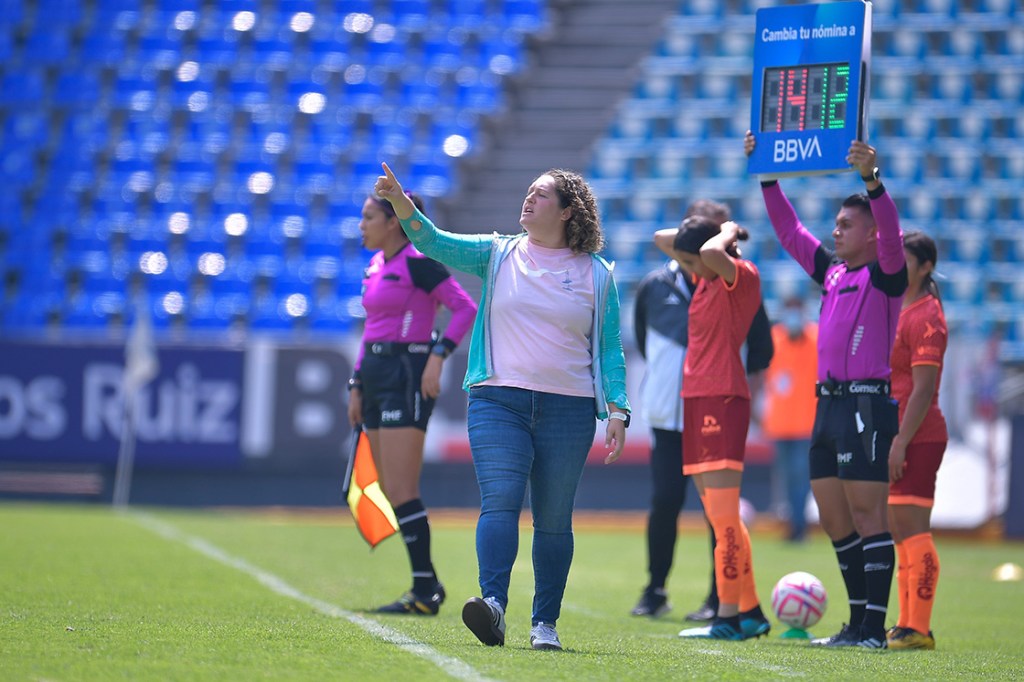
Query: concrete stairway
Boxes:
[{"xmin": 432, "ymin": 0, "xmax": 680, "ymax": 237}]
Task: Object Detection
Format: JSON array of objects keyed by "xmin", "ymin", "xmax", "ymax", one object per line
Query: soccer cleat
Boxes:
[
  {"xmin": 740, "ymin": 615, "xmax": 772, "ymax": 639},
  {"xmin": 809, "ymin": 623, "xmax": 860, "ymax": 647},
  {"xmin": 678, "ymin": 618, "xmax": 744, "ymax": 640},
  {"xmin": 887, "ymin": 627, "xmax": 935, "ymax": 650},
  {"xmin": 530, "ymin": 622, "xmax": 563, "ymax": 651},
  {"xmin": 462, "ymin": 596, "xmax": 506, "ymax": 647},
  {"xmin": 684, "ymin": 600, "xmax": 718, "ymax": 623},
  {"xmin": 375, "ymin": 582, "xmax": 446, "ymax": 615},
  {"xmin": 631, "ymin": 588, "xmax": 671, "ymax": 618},
  {"xmin": 854, "ymin": 629, "xmax": 888, "ymax": 650}
]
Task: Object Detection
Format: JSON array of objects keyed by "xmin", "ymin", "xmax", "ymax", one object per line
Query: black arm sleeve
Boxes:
[
  {"xmin": 407, "ymin": 255, "xmax": 452, "ymax": 293},
  {"xmin": 745, "ymin": 302, "xmax": 774, "ymax": 374},
  {"xmin": 810, "ymin": 244, "xmax": 838, "ymax": 287},
  {"xmin": 869, "ymin": 260, "xmax": 909, "ymax": 298},
  {"xmin": 633, "ymin": 277, "xmax": 650, "ymax": 360}
]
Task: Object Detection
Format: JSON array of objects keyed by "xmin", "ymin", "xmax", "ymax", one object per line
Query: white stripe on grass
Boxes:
[
  {"xmin": 695, "ymin": 647, "xmax": 807, "ymax": 677},
  {"xmin": 131, "ymin": 511, "xmax": 498, "ymax": 682}
]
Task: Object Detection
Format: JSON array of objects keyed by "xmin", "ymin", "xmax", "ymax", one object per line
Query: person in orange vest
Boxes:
[{"xmin": 762, "ymin": 295, "xmax": 818, "ymax": 542}]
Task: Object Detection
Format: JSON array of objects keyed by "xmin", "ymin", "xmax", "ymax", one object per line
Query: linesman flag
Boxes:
[{"xmin": 342, "ymin": 425, "xmax": 399, "ymax": 548}]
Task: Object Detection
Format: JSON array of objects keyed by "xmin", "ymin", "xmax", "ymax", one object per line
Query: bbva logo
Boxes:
[{"xmin": 774, "ymin": 136, "xmax": 822, "ymax": 162}]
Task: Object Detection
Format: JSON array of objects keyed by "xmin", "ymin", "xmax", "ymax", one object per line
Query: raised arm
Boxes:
[
  {"xmin": 745, "ymin": 131, "xmax": 828, "ymax": 281},
  {"xmin": 375, "ymin": 162, "xmax": 494, "ymax": 278},
  {"xmin": 699, "ymin": 220, "xmax": 744, "ymax": 285},
  {"xmin": 848, "ymin": 141, "xmax": 905, "ymax": 275},
  {"xmin": 654, "ymin": 227, "xmax": 681, "ymax": 261}
]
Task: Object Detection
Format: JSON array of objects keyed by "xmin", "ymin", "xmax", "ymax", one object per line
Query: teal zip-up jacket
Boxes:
[{"xmin": 399, "ymin": 207, "xmax": 630, "ymax": 419}]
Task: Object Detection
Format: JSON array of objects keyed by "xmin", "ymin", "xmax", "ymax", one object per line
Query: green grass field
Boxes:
[{"xmin": 2, "ymin": 503, "xmax": 1023, "ymax": 681}]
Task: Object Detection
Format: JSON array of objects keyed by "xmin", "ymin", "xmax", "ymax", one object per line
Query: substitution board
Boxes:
[{"xmin": 747, "ymin": 1, "xmax": 872, "ymax": 178}]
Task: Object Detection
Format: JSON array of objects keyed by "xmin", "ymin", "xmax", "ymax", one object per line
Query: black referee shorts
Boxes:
[
  {"xmin": 359, "ymin": 351, "xmax": 435, "ymax": 431},
  {"xmin": 809, "ymin": 393, "xmax": 900, "ymax": 482}
]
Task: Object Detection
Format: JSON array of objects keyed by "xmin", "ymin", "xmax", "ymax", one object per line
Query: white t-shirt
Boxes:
[{"xmin": 480, "ymin": 238, "xmax": 595, "ymax": 397}]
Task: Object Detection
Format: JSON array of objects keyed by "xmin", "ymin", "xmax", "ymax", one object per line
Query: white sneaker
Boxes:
[
  {"xmin": 462, "ymin": 596, "xmax": 506, "ymax": 646},
  {"xmin": 530, "ymin": 622, "xmax": 562, "ymax": 650}
]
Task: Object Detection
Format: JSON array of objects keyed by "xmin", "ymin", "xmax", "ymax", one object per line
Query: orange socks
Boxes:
[
  {"xmin": 904, "ymin": 532, "xmax": 940, "ymax": 635},
  {"xmin": 738, "ymin": 521, "xmax": 760, "ymax": 613},
  {"xmin": 895, "ymin": 541, "xmax": 911, "ymax": 628},
  {"xmin": 704, "ymin": 487, "xmax": 760, "ymax": 612}
]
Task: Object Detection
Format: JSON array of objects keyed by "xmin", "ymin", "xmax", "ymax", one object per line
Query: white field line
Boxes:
[
  {"xmin": 130, "ymin": 511, "xmax": 499, "ymax": 682},
  {"xmin": 562, "ymin": 602, "xmax": 806, "ymax": 677},
  {"xmin": 694, "ymin": 647, "xmax": 807, "ymax": 677}
]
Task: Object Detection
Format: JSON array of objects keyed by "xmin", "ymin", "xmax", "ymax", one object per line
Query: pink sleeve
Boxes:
[
  {"xmin": 430, "ymin": 277, "xmax": 477, "ymax": 346},
  {"xmin": 354, "ymin": 340, "xmax": 365, "ymax": 374},
  {"xmin": 871, "ymin": 190, "xmax": 906, "ymax": 275},
  {"xmin": 762, "ymin": 183, "xmax": 823, "ymax": 278}
]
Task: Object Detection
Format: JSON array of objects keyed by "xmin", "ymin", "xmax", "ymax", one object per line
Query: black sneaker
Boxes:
[
  {"xmin": 375, "ymin": 582, "xmax": 446, "ymax": 615},
  {"xmin": 810, "ymin": 623, "xmax": 860, "ymax": 647},
  {"xmin": 855, "ymin": 627, "xmax": 889, "ymax": 650},
  {"xmin": 684, "ymin": 600, "xmax": 717, "ymax": 623},
  {"xmin": 462, "ymin": 596, "xmax": 506, "ymax": 646},
  {"xmin": 631, "ymin": 588, "xmax": 671, "ymax": 617}
]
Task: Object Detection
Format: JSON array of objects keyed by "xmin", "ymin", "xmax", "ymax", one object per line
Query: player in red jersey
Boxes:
[
  {"xmin": 654, "ymin": 216, "xmax": 771, "ymax": 641},
  {"xmin": 886, "ymin": 231, "xmax": 948, "ymax": 650}
]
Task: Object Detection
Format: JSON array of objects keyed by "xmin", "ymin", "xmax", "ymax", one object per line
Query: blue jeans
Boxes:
[
  {"xmin": 467, "ymin": 385, "xmax": 596, "ymax": 625},
  {"xmin": 774, "ymin": 438, "xmax": 811, "ymax": 540}
]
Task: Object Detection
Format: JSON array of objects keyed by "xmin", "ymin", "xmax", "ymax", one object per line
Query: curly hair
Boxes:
[{"xmin": 545, "ymin": 169, "xmax": 604, "ymax": 254}]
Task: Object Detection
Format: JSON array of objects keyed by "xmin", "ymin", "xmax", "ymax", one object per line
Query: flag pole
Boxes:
[
  {"xmin": 112, "ymin": 393, "xmax": 137, "ymax": 508},
  {"xmin": 113, "ymin": 298, "xmax": 159, "ymax": 508}
]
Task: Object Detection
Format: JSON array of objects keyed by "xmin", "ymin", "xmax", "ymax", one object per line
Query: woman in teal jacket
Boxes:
[{"xmin": 373, "ymin": 162, "xmax": 629, "ymax": 652}]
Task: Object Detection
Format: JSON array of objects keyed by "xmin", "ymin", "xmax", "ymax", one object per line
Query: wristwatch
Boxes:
[
  {"xmin": 861, "ymin": 166, "xmax": 880, "ymax": 183},
  {"xmin": 609, "ymin": 411, "xmax": 631, "ymax": 428},
  {"xmin": 430, "ymin": 343, "xmax": 450, "ymax": 359}
]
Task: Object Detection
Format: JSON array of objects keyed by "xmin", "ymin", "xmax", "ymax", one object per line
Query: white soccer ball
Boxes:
[
  {"xmin": 739, "ymin": 497, "xmax": 756, "ymax": 527},
  {"xmin": 771, "ymin": 571, "xmax": 827, "ymax": 630}
]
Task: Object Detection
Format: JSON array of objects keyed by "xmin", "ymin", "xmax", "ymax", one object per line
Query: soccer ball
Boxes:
[
  {"xmin": 739, "ymin": 497, "xmax": 756, "ymax": 527},
  {"xmin": 771, "ymin": 571, "xmax": 827, "ymax": 630}
]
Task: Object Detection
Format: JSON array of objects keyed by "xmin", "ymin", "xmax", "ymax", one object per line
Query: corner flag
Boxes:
[
  {"xmin": 113, "ymin": 300, "xmax": 159, "ymax": 508},
  {"xmin": 341, "ymin": 426, "xmax": 398, "ymax": 548}
]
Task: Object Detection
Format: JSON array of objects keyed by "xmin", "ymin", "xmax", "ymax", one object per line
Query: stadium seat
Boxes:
[{"xmin": 0, "ymin": 72, "xmax": 46, "ymax": 106}]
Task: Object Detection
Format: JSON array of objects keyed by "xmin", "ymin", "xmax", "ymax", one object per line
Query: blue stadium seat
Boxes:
[
  {"xmin": 0, "ymin": 72, "xmax": 46, "ymax": 106},
  {"xmin": 422, "ymin": 34, "xmax": 464, "ymax": 73},
  {"xmin": 481, "ymin": 35, "xmax": 524, "ymax": 75},
  {"xmin": 502, "ymin": 0, "xmax": 548, "ymax": 33},
  {"xmin": 338, "ymin": 76, "xmax": 386, "ymax": 112},
  {"xmin": 309, "ymin": 296, "xmax": 352, "ymax": 334},
  {"xmin": 33, "ymin": 0, "xmax": 84, "ymax": 28},
  {"xmin": 444, "ymin": 0, "xmax": 489, "ymax": 32},
  {"xmin": 248, "ymin": 292, "xmax": 295, "ymax": 332},
  {"xmin": 0, "ymin": 29, "xmax": 12, "ymax": 64},
  {"xmin": 186, "ymin": 292, "xmax": 228, "ymax": 330},
  {"xmin": 0, "ymin": 0, "xmax": 24, "ymax": 28}
]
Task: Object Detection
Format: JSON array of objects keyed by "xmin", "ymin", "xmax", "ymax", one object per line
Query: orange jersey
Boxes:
[
  {"xmin": 763, "ymin": 322, "xmax": 818, "ymax": 439},
  {"xmin": 683, "ymin": 260, "xmax": 761, "ymax": 399},
  {"xmin": 890, "ymin": 294, "xmax": 948, "ymax": 444}
]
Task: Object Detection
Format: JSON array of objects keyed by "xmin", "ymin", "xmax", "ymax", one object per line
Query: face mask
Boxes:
[{"xmin": 782, "ymin": 309, "xmax": 804, "ymax": 335}]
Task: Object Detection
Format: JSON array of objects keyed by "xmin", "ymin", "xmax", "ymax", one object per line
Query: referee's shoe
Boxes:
[
  {"xmin": 809, "ymin": 623, "xmax": 860, "ymax": 647},
  {"xmin": 375, "ymin": 582, "xmax": 446, "ymax": 615}
]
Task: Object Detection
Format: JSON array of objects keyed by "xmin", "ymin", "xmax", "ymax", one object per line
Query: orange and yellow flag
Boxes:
[{"xmin": 342, "ymin": 426, "xmax": 399, "ymax": 548}]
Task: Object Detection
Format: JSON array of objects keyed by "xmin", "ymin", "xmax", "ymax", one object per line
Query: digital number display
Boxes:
[{"xmin": 760, "ymin": 62, "xmax": 850, "ymax": 133}]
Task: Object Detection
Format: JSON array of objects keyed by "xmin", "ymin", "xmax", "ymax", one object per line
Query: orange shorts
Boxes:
[
  {"xmin": 682, "ymin": 396, "xmax": 750, "ymax": 476},
  {"xmin": 889, "ymin": 440, "xmax": 946, "ymax": 507}
]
